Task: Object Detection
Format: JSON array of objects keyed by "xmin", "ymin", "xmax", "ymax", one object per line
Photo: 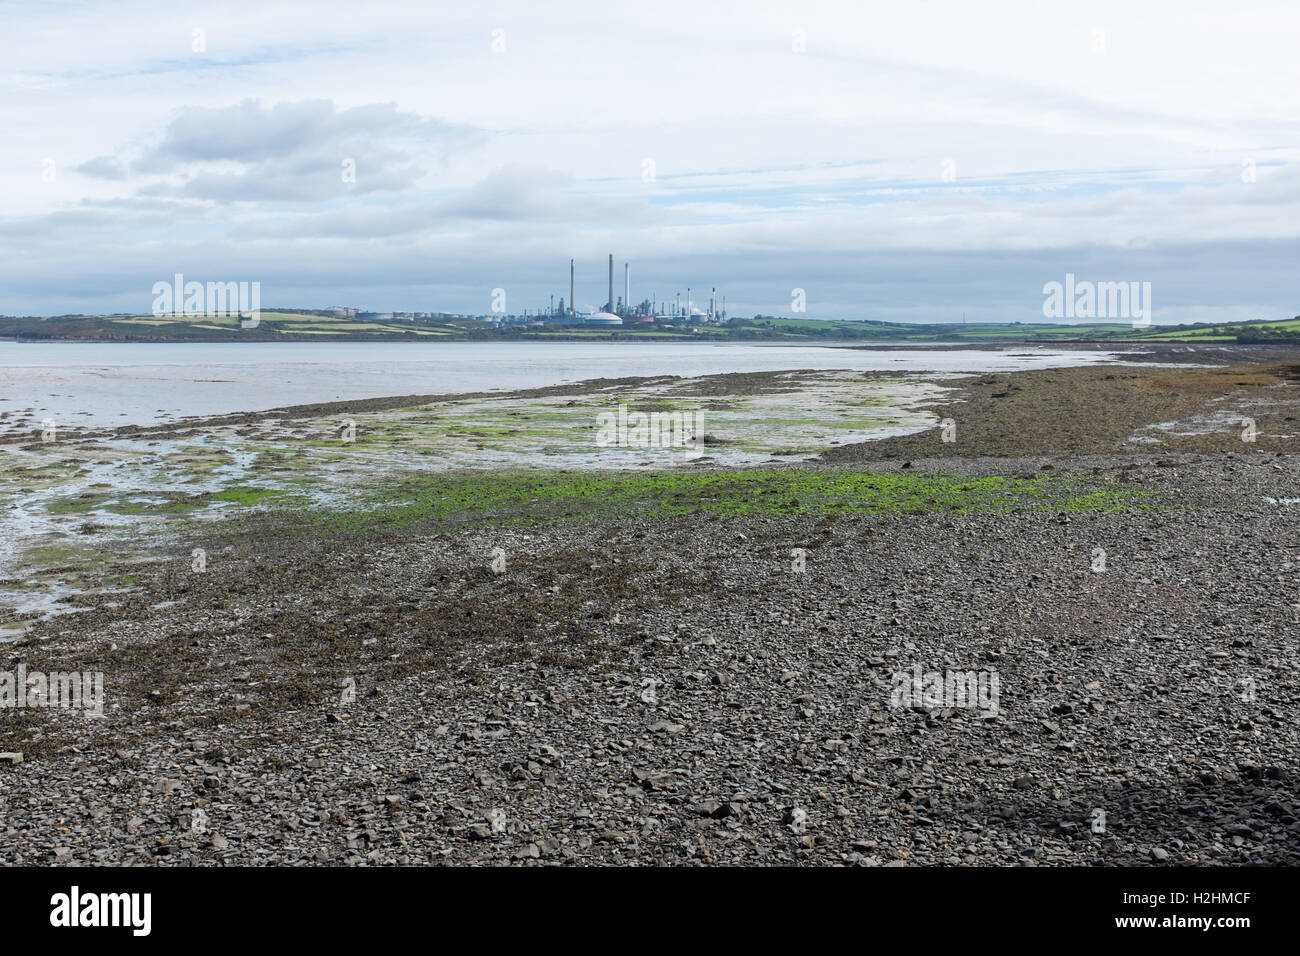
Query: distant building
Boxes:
[{"xmin": 584, "ymin": 312, "xmax": 623, "ymax": 326}]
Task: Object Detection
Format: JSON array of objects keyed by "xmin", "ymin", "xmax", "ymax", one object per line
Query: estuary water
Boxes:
[{"xmin": 0, "ymin": 340, "xmax": 1123, "ymax": 429}]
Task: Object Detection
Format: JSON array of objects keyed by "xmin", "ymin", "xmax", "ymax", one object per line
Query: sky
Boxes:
[{"xmin": 1, "ymin": 0, "xmax": 1298, "ymax": 323}]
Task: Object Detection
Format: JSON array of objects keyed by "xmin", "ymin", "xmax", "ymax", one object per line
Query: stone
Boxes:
[{"xmin": 783, "ymin": 807, "xmax": 809, "ymax": 834}]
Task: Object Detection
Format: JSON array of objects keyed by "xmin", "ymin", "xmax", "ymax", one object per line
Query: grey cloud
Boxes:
[
  {"xmin": 147, "ymin": 158, "xmax": 425, "ymax": 202},
  {"xmin": 146, "ymin": 99, "xmax": 448, "ymax": 165},
  {"xmin": 438, "ymin": 165, "xmax": 575, "ymax": 220},
  {"xmin": 228, "ymin": 201, "xmax": 443, "ymax": 240},
  {"xmin": 228, "ymin": 164, "xmax": 661, "ymax": 239},
  {"xmin": 76, "ymin": 156, "xmax": 128, "ymax": 180},
  {"xmin": 434, "ymin": 165, "xmax": 659, "ymax": 224},
  {"xmin": 89, "ymin": 99, "xmax": 486, "ymax": 203},
  {"xmin": 3, "ymin": 234, "xmax": 1297, "ymax": 324}
]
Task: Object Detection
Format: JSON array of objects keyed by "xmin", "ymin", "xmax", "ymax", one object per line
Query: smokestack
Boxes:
[
  {"xmin": 625, "ymin": 262, "xmax": 630, "ymax": 316},
  {"xmin": 570, "ymin": 259, "xmax": 575, "ymax": 317},
  {"xmin": 608, "ymin": 254, "xmax": 614, "ymax": 313}
]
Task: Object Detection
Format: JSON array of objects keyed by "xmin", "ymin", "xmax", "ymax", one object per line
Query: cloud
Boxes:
[
  {"xmin": 225, "ymin": 164, "xmax": 661, "ymax": 239},
  {"xmin": 84, "ymin": 99, "xmax": 487, "ymax": 202},
  {"xmin": 144, "ymin": 99, "xmax": 455, "ymax": 165},
  {"xmin": 435, "ymin": 165, "xmax": 658, "ymax": 224},
  {"xmin": 438, "ymin": 165, "xmax": 574, "ymax": 221},
  {"xmin": 1, "ymin": 0, "xmax": 1299, "ymax": 318},
  {"xmin": 139, "ymin": 149, "xmax": 426, "ymax": 202},
  {"xmin": 76, "ymin": 156, "xmax": 128, "ymax": 180}
]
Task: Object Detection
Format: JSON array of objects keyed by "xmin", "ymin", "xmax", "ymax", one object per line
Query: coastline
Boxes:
[{"xmin": 1, "ymin": 351, "xmax": 1298, "ymax": 865}]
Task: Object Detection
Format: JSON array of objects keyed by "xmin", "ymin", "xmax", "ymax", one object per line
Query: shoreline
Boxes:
[
  {"xmin": 1, "ymin": 353, "xmax": 1298, "ymax": 865},
  {"xmin": 3, "ymin": 339, "xmax": 1284, "ymax": 445},
  {"xmin": 0, "ymin": 341, "xmax": 1130, "ymax": 441}
]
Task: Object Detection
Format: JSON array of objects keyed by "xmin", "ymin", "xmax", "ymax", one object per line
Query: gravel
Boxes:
[{"xmin": 2, "ymin": 354, "xmax": 1297, "ymax": 867}]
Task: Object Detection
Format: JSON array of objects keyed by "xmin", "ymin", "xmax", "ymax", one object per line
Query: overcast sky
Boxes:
[{"xmin": 2, "ymin": 0, "xmax": 1297, "ymax": 322}]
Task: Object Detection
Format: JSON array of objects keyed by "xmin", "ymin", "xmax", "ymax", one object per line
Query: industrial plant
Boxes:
[{"xmin": 488, "ymin": 254, "xmax": 729, "ymax": 329}]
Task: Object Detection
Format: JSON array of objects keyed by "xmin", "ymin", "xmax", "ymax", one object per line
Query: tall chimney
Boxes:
[
  {"xmin": 570, "ymin": 259, "xmax": 575, "ymax": 317},
  {"xmin": 625, "ymin": 262, "xmax": 630, "ymax": 316},
  {"xmin": 608, "ymin": 254, "xmax": 614, "ymax": 313}
]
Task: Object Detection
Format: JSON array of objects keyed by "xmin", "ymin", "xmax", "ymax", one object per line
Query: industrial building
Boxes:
[{"xmin": 544, "ymin": 254, "xmax": 726, "ymax": 326}]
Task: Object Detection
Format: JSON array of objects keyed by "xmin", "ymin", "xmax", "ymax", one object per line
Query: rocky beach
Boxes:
[{"xmin": 2, "ymin": 344, "xmax": 1298, "ymax": 866}]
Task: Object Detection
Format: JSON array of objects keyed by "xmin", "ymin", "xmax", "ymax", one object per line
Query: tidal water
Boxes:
[{"xmin": 0, "ymin": 340, "xmax": 1125, "ymax": 429}]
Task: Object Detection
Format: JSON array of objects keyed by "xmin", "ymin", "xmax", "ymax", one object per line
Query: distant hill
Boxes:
[{"xmin": 1, "ymin": 309, "xmax": 1297, "ymax": 344}]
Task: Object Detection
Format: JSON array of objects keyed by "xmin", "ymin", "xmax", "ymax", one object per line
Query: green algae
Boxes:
[{"xmin": 280, "ymin": 468, "xmax": 1156, "ymax": 538}]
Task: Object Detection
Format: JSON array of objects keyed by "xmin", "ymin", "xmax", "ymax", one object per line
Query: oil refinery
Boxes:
[{"xmin": 488, "ymin": 253, "xmax": 728, "ymax": 329}]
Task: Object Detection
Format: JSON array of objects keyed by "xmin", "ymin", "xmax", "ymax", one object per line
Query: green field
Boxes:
[{"xmin": 2, "ymin": 308, "xmax": 1297, "ymax": 344}]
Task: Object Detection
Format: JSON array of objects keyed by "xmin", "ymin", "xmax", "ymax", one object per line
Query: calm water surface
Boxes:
[{"xmin": 0, "ymin": 340, "xmax": 1124, "ymax": 428}]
